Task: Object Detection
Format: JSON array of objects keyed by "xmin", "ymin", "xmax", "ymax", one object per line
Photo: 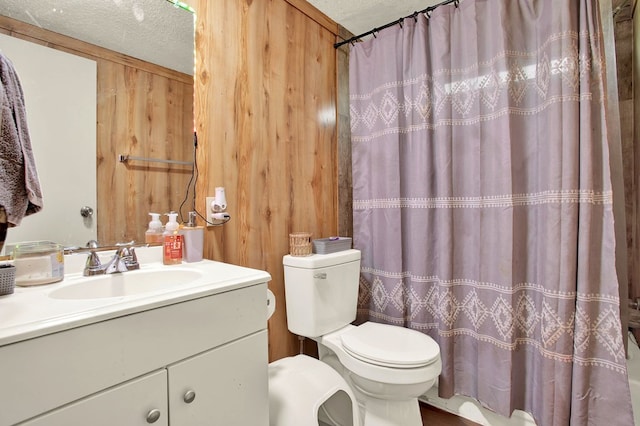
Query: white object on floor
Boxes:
[
  {"xmin": 419, "ymin": 389, "xmax": 536, "ymax": 426},
  {"xmin": 268, "ymin": 354, "xmax": 360, "ymax": 426},
  {"xmin": 626, "ymin": 332, "xmax": 640, "ymax": 426}
]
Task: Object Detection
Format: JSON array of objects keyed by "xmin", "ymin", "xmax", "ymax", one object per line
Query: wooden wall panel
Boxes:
[
  {"xmin": 632, "ymin": 1, "xmax": 640, "ymax": 309},
  {"xmin": 337, "ymin": 25, "xmax": 354, "ymax": 238},
  {"xmin": 96, "ymin": 61, "xmax": 194, "ymax": 244},
  {"xmin": 194, "ymin": 0, "xmax": 339, "ymax": 361}
]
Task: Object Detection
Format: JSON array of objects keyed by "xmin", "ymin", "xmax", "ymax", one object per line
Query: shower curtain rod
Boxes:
[{"xmin": 334, "ymin": 0, "xmax": 460, "ymax": 49}]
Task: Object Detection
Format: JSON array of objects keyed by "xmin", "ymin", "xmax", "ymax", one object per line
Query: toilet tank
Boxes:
[{"xmin": 283, "ymin": 249, "xmax": 361, "ymax": 338}]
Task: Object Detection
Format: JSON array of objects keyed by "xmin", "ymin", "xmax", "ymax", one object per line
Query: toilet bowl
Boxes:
[
  {"xmin": 281, "ymin": 249, "xmax": 442, "ymax": 426},
  {"xmin": 319, "ymin": 322, "xmax": 441, "ymax": 386},
  {"xmin": 316, "ymin": 322, "xmax": 441, "ymax": 425}
]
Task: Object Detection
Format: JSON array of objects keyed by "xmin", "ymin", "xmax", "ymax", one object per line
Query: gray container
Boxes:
[
  {"xmin": 312, "ymin": 237, "xmax": 352, "ymax": 254},
  {"xmin": 0, "ymin": 264, "xmax": 16, "ymax": 296}
]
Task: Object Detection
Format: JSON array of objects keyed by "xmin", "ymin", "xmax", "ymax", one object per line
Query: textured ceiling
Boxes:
[
  {"xmin": 2, "ymin": 1, "xmax": 628, "ymax": 74},
  {"xmin": 306, "ymin": 0, "xmax": 444, "ymax": 37},
  {"xmin": 0, "ymin": 0, "xmax": 194, "ymax": 75}
]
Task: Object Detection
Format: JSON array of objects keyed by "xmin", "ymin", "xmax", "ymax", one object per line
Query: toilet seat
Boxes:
[{"xmin": 340, "ymin": 322, "xmax": 439, "ymax": 368}]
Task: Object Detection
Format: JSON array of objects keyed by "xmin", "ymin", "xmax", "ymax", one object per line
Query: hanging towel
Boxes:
[
  {"xmin": 0, "ymin": 52, "xmax": 43, "ymax": 227},
  {"xmin": 0, "ymin": 205, "xmax": 6, "ymax": 253}
]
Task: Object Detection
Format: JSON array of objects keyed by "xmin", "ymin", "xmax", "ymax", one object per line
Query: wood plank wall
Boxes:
[
  {"xmin": 191, "ymin": 0, "xmax": 341, "ymax": 361},
  {"xmin": 634, "ymin": 0, "xmax": 640, "ymax": 312},
  {"xmin": 611, "ymin": 3, "xmax": 634, "ymax": 337},
  {"xmin": 337, "ymin": 25, "xmax": 353, "ymax": 238},
  {"xmin": 96, "ymin": 61, "xmax": 194, "ymax": 244},
  {"xmin": 0, "ymin": 15, "xmax": 194, "ymax": 246}
]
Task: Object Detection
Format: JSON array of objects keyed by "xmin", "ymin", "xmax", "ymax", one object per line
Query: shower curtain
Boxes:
[{"xmin": 349, "ymin": 0, "xmax": 633, "ymax": 424}]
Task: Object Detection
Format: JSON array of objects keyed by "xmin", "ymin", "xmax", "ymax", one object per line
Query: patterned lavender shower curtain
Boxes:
[{"xmin": 349, "ymin": 0, "xmax": 633, "ymax": 424}]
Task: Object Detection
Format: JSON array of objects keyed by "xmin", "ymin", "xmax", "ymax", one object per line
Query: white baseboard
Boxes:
[{"xmin": 419, "ymin": 388, "xmax": 537, "ymax": 426}]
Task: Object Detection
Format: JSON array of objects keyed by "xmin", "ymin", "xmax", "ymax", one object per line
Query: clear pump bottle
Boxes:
[{"xmin": 145, "ymin": 213, "xmax": 164, "ymax": 243}]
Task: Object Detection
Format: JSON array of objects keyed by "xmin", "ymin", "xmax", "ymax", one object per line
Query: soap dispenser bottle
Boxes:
[
  {"xmin": 145, "ymin": 212, "xmax": 164, "ymax": 243},
  {"xmin": 182, "ymin": 211, "xmax": 204, "ymax": 262},
  {"xmin": 163, "ymin": 212, "xmax": 183, "ymax": 265}
]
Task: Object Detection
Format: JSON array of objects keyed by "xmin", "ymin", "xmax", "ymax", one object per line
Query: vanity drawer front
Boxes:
[
  {"xmin": 168, "ymin": 330, "xmax": 268, "ymax": 425},
  {"xmin": 0, "ymin": 282, "xmax": 267, "ymax": 425},
  {"xmin": 20, "ymin": 370, "xmax": 168, "ymax": 426}
]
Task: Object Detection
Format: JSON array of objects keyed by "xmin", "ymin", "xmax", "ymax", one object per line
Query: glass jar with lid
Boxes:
[{"xmin": 13, "ymin": 241, "xmax": 64, "ymax": 286}]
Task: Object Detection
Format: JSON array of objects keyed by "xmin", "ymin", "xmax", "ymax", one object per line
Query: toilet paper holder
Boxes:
[{"xmin": 267, "ymin": 289, "xmax": 276, "ymax": 319}]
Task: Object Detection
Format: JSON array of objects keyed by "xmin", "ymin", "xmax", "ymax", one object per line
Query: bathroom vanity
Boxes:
[{"xmin": 0, "ymin": 249, "xmax": 271, "ymax": 425}]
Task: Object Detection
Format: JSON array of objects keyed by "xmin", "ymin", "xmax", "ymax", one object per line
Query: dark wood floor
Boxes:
[{"xmin": 420, "ymin": 402, "xmax": 481, "ymax": 426}]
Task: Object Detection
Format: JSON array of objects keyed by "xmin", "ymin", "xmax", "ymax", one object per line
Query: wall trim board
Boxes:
[
  {"xmin": 282, "ymin": 0, "xmax": 339, "ymax": 35},
  {"xmin": 0, "ymin": 15, "xmax": 191, "ymax": 84}
]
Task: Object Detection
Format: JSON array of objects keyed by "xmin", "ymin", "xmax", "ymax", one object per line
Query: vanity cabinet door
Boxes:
[
  {"xmin": 168, "ymin": 330, "xmax": 269, "ymax": 425},
  {"xmin": 21, "ymin": 370, "xmax": 168, "ymax": 426}
]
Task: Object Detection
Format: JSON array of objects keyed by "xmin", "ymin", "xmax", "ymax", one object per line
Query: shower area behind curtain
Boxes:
[{"xmin": 349, "ymin": 0, "xmax": 633, "ymax": 424}]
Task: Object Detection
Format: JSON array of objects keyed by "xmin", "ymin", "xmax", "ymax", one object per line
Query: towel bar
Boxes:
[{"xmin": 118, "ymin": 154, "xmax": 193, "ymax": 166}]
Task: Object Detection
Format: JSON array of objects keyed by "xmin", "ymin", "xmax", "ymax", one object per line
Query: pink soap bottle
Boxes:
[{"xmin": 163, "ymin": 212, "xmax": 183, "ymax": 265}]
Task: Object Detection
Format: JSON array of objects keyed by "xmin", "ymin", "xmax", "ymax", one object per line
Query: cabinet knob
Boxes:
[
  {"xmin": 146, "ymin": 408, "xmax": 161, "ymax": 423},
  {"xmin": 183, "ymin": 389, "xmax": 196, "ymax": 404}
]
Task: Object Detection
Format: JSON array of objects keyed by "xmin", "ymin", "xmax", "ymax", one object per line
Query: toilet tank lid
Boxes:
[{"xmin": 283, "ymin": 249, "xmax": 361, "ymax": 268}]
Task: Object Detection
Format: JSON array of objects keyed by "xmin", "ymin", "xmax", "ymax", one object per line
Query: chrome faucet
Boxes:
[{"xmin": 83, "ymin": 241, "xmax": 140, "ymax": 276}]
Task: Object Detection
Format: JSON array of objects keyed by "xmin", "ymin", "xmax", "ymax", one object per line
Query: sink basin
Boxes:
[{"xmin": 49, "ymin": 268, "xmax": 203, "ymax": 300}]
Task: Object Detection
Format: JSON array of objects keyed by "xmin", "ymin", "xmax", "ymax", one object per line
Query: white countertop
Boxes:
[{"xmin": 0, "ymin": 247, "xmax": 271, "ymax": 346}]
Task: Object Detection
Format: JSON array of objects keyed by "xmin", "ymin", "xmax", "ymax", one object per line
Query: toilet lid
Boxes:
[{"xmin": 340, "ymin": 322, "xmax": 439, "ymax": 368}]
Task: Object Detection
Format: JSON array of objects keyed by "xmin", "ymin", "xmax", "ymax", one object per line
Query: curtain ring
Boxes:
[
  {"xmin": 398, "ymin": 19, "xmax": 403, "ymax": 29},
  {"xmin": 372, "ymin": 29, "xmax": 377, "ymax": 38},
  {"xmin": 412, "ymin": 11, "xmax": 418, "ymax": 22},
  {"xmin": 425, "ymin": 10, "xmax": 432, "ymax": 19},
  {"xmin": 454, "ymin": 0, "xmax": 459, "ymax": 7}
]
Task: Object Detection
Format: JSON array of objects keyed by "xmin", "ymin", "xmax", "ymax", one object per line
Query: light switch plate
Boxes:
[{"xmin": 205, "ymin": 196, "xmax": 216, "ymax": 226}]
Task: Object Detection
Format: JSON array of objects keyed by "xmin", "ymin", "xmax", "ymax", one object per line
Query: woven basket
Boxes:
[
  {"xmin": 289, "ymin": 232, "xmax": 312, "ymax": 256},
  {"xmin": 0, "ymin": 264, "xmax": 15, "ymax": 296}
]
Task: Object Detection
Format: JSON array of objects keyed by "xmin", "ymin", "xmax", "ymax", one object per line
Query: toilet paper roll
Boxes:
[{"xmin": 267, "ymin": 289, "xmax": 276, "ymax": 319}]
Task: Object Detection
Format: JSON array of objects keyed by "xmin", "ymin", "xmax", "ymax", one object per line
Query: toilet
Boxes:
[{"xmin": 282, "ymin": 249, "xmax": 442, "ymax": 426}]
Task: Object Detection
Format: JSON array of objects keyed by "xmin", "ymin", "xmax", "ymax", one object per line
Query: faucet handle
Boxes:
[
  {"xmin": 86, "ymin": 240, "xmax": 99, "ymax": 249},
  {"xmin": 125, "ymin": 247, "xmax": 140, "ymax": 271},
  {"xmin": 111, "ymin": 241, "xmax": 132, "ymax": 257},
  {"xmin": 115, "ymin": 240, "xmax": 135, "ymax": 254},
  {"xmin": 83, "ymin": 251, "xmax": 103, "ymax": 276},
  {"xmin": 115, "ymin": 242, "xmax": 140, "ymax": 271},
  {"xmin": 129, "ymin": 247, "xmax": 138, "ymax": 262},
  {"xmin": 86, "ymin": 251, "xmax": 101, "ymax": 267}
]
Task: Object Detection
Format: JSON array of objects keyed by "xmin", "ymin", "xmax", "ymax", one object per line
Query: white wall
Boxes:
[{"xmin": 0, "ymin": 33, "xmax": 97, "ymax": 251}]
